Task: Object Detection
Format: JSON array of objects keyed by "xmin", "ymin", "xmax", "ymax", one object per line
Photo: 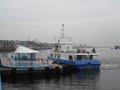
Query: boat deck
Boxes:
[
  {"xmin": 1, "ymin": 53, "xmax": 12, "ymax": 66},
  {"xmin": 0, "ymin": 53, "xmax": 52, "ymax": 69}
]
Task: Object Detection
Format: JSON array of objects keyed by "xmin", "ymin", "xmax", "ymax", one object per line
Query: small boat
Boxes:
[
  {"xmin": 6, "ymin": 45, "xmax": 52, "ymax": 70},
  {"xmin": 48, "ymin": 24, "xmax": 101, "ymax": 70},
  {"xmin": 115, "ymin": 45, "xmax": 120, "ymax": 49}
]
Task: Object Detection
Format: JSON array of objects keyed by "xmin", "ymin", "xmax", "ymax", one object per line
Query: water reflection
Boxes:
[
  {"xmin": 2, "ymin": 70, "xmax": 100, "ymax": 90},
  {"xmin": 2, "ymin": 48, "xmax": 120, "ymax": 90},
  {"xmin": 58, "ymin": 70, "xmax": 100, "ymax": 90}
]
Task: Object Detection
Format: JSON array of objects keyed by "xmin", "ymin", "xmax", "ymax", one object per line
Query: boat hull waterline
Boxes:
[{"xmin": 49, "ymin": 57, "xmax": 101, "ymax": 69}]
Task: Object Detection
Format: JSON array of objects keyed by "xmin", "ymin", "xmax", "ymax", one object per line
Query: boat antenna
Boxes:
[
  {"xmin": 61, "ymin": 24, "xmax": 64, "ymax": 38},
  {"xmin": 70, "ymin": 37, "xmax": 71, "ymax": 42}
]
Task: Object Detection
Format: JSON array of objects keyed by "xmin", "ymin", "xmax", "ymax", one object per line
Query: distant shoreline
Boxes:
[
  {"xmin": 0, "ymin": 40, "xmax": 52, "ymax": 51},
  {"xmin": 0, "ymin": 47, "xmax": 52, "ymax": 52}
]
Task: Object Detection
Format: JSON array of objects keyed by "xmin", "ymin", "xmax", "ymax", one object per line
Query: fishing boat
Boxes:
[{"xmin": 48, "ymin": 24, "xmax": 101, "ymax": 70}]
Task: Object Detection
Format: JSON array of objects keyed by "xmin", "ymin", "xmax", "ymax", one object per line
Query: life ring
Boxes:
[{"xmin": 37, "ymin": 58, "xmax": 39, "ymax": 60}]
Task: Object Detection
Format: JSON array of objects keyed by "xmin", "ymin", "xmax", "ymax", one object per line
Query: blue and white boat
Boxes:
[{"xmin": 48, "ymin": 24, "xmax": 101, "ymax": 70}]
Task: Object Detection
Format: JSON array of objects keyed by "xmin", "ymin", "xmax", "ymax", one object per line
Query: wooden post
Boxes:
[
  {"xmin": 11, "ymin": 68, "xmax": 16, "ymax": 76},
  {"xmin": 28, "ymin": 68, "xmax": 34, "ymax": 75},
  {"xmin": 45, "ymin": 67, "xmax": 51, "ymax": 76}
]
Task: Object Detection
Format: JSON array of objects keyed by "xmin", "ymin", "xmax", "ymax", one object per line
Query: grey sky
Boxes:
[{"xmin": 0, "ymin": 0, "xmax": 120, "ymax": 46}]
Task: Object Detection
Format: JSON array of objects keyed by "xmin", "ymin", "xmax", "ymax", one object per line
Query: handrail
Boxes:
[
  {"xmin": 7, "ymin": 53, "xmax": 51, "ymax": 66},
  {"xmin": 7, "ymin": 53, "xmax": 16, "ymax": 65}
]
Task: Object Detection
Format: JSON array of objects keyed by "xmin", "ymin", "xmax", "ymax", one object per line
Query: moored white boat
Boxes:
[
  {"xmin": 48, "ymin": 24, "xmax": 101, "ymax": 70},
  {"xmin": 6, "ymin": 45, "xmax": 52, "ymax": 69}
]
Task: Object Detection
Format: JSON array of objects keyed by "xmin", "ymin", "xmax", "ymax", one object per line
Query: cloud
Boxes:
[{"xmin": 0, "ymin": 0, "xmax": 120, "ymax": 46}]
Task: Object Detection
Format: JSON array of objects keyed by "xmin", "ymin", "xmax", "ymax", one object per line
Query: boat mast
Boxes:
[{"xmin": 61, "ymin": 24, "xmax": 64, "ymax": 38}]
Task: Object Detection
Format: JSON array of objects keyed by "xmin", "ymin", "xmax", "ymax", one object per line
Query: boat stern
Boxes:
[{"xmin": 74, "ymin": 60, "xmax": 101, "ymax": 70}]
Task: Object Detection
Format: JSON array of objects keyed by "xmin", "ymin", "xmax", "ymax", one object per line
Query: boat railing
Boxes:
[
  {"xmin": 52, "ymin": 48, "xmax": 95, "ymax": 54},
  {"xmin": 14, "ymin": 58, "xmax": 51, "ymax": 66},
  {"xmin": 8, "ymin": 53, "xmax": 52, "ymax": 66},
  {"xmin": 8, "ymin": 53, "xmax": 16, "ymax": 66}
]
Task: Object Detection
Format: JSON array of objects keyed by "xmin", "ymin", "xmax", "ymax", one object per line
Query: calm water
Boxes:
[{"xmin": 2, "ymin": 48, "xmax": 120, "ymax": 90}]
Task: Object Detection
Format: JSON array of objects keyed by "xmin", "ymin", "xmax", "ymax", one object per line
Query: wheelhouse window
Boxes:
[
  {"xmin": 92, "ymin": 55, "xmax": 98, "ymax": 60},
  {"xmin": 69, "ymin": 55, "xmax": 73, "ymax": 60},
  {"xmin": 15, "ymin": 53, "xmax": 35, "ymax": 61},
  {"xmin": 76, "ymin": 55, "xmax": 98, "ymax": 60},
  {"xmin": 88, "ymin": 55, "xmax": 98, "ymax": 60},
  {"xmin": 76, "ymin": 55, "xmax": 88, "ymax": 60},
  {"xmin": 90, "ymin": 55, "xmax": 93, "ymax": 60},
  {"xmin": 50, "ymin": 54, "xmax": 54, "ymax": 57},
  {"xmin": 57, "ymin": 54, "xmax": 60, "ymax": 59},
  {"xmin": 76, "ymin": 55, "xmax": 82, "ymax": 60}
]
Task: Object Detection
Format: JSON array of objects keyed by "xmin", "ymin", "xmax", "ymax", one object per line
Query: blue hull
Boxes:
[
  {"xmin": 49, "ymin": 57, "xmax": 101, "ymax": 69},
  {"xmin": 74, "ymin": 64, "xmax": 100, "ymax": 70},
  {"xmin": 74, "ymin": 60, "xmax": 101, "ymax": 69}
]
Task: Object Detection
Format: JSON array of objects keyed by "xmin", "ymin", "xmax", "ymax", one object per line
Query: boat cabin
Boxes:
[
  {"xmin": 14, "ymin": 46, "xmax": 39, "ymax": 66},
  {"xmin": 49, "ymin": 52, "xmax": 99, "ymax": 61}
]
